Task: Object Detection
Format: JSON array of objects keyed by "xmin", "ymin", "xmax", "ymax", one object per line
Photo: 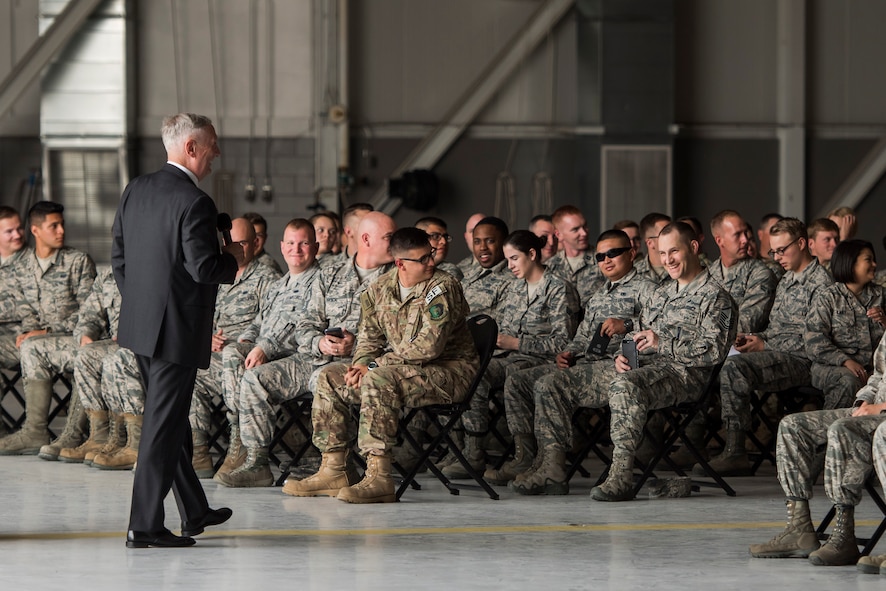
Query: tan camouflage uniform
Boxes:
[
  {"xmin": 707, "ymin": 256, "xmax": 777, "ymax": 333},
  {"xmin": 778, "ymin": 337, "xmax": 886, "ymax": 506},
  {"xmin": 805, "ymin": 282, "xmax": 885, "ymax": 409},
  {"xmin": 189, "ymin": 260, "xmax": 280, "ymax": 434},
  {"xmin": 719, "ymin": 259, "xmax": 833, "ymax": 431},
  {"xmin": 311, "ymin": 268, "xmax": 479, "ymax": 456},
  {"xmin": 515, "ymin": 269, "xmax": 656, "ymax": 442}
]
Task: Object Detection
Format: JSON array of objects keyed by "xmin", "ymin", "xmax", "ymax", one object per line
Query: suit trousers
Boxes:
[{"xmin": 128, "ymin": 354, "xmax": 207, "ymax": 533}]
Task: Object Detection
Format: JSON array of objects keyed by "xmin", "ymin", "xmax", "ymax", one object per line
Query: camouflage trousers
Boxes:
[
  {"xmin": 719, "ymin": 351, "xmax": 812, "ymax": 431},
  {"xmin": 608, "ymin": 362, "xmax": 705, "ymax": 458},
  {"xmin": 810, "ymin": 363, "xmax": 865, "ymax": 410},
  {"xmin": 188, "ymin": 352, "xmax": 224, "ymax": 434},
  {"xmin": 221, "ymin": 342, "xmax": 256, "ymax": 422},
  {"xmin": 237, "ymin": 353, "xmax": 317, "ymax": 449},
  {"xmin": 463, "ymin": 354, "xmax": 545, "ymax": 435},
  {"xmin": 531, "ymin": 359, "xmax": 619, "ymax": 449},
  {"xmin": 0, "ymin": 325, "xmax": 20, "ymax": 369},
  {"xmin": 75, "ymin": 340, "xmax": 119, "ymax": 411},
  {"xmin": 871, "ymin": 422, "xmax": 886, "ymax": 495},
  {"xmin": 776, "ymin": 408, "xmax": 884, "ymax": 506},
  {"xmin": 99, "ymin": 345, "xmax": 144, "ymax": 415},
  {"xmin": 312, "ymin": 361, "xmax": 473, "ymax": 456},
  {"xmin": 20, "ymin": 334, "xmax": 77, "ymax": 379}
]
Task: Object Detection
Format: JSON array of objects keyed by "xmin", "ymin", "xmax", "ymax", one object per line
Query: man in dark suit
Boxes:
[{"xmin": 112, "ymin": 113, "xmax": 244, "ymax": 548}]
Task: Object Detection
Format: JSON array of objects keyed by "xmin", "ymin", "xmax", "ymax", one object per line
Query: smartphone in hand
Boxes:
[
  {"xmin": 324, "ymin": 327, "xmax": 344, "ymax": 338},
  {"xmin": 588, "ymin": 323, "xmax": 611, "ymax": 357},
  {"xmin": 621, "ymin": 339, "xmax": 639, "ymax": 370}
]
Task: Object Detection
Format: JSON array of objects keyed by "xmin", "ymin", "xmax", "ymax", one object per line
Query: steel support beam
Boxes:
[
  {"xmin": 0, "ymin": 0, "xmax": 105, "ymax": 120},
  {"xmin": 775, "ymin": 0, "xmax": 806, "ymax": 219},
  {"xmin": 371, "ymin": 0, "xmax": 576, "ymax": 214},
  {"xmin": 817, "ymin": 134, "xmax": 886, "ymax": 218}
]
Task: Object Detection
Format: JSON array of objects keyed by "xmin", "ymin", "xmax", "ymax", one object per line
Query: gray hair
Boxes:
[{"xmin": 161, "ymin": 113, "xmax": 214, "ymax": 151}]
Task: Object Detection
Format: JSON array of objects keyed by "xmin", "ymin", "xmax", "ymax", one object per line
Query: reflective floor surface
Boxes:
[{"xmin": 1, "ymin": 455, "xmax": 885, "ymax": 590}]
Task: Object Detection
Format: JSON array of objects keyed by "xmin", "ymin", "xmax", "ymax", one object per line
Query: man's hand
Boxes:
[
  {"xmin": 16, "ymin": 329, "xmax": 48, "ymax": 348},
  {"xmin": 600, "ymin": 318, "xmax": 628, "ymax": 337},
  {"xmin": 843, "ymin": 359, "xmax": 868, "ymax": 383},
  {"xmin": 244, "ymin": 346, "xmax": 268, "ymax": 369},
  {"xmin": 223, "ymin": 242, "xmax": 245, "ymax": 266},
  {"xmin": 556, "ymin": 351, "xmax": 576, "ymax": 369},
  {"xmin": 632, "ymin": 329, "xmax": 659, "ymax": 352},
  {"xmin": 852, "ymin": 400, "xmax": 886, "ymax": 417},
  {"xmin": 868, "ymin": 306, "xmax": 886, "ymax": 327},
  {"xmin": 345, "ymin": 364, "xmax": 369, "ymax": 388},
  {"xmin": 615, "ymin": 354, "xmax": 632, "ymax": 373},
  {"xmin": 319, "ymin": 329, "xmax": 356, "ymax": 357},
  {"xmin": 735, "ymin": 333, "xmax": 764, "ymax": 353},
  {"xmin": 211, "ymin": 329, "xmax": 227, "ymax": 352},
  {"xmin": 496, "ymin": 334, "xmax": 519, "ymax": 350}
]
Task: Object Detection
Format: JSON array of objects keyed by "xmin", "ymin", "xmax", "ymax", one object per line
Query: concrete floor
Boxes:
[{"xmin": 2, "ymin": 456, "xmax": 886, "ymax": 590}]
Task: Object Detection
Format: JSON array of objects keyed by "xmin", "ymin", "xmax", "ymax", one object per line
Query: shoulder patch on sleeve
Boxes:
[
  {"xmin": 429, "ymin": 302, "xmax": 446, "ymax": 320},
  {"xmin": 425, "ymin": 285, "xmax": 444, "ymax": 305}
]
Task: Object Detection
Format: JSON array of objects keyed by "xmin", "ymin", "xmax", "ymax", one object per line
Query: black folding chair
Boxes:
[
  {"xmin": 566, "ymin": 406, "xmax": 610, "ymax": 483},
  {"xmin": 631, "ymin": 360, "xmax": 737, "ymax": 497},
  {"xmin": 47, "ymin": 372, "xmax": 74, "ymax": 439},
  {"xmin": 817, "ymin": 477, "xmax": 886, "ymax": 556},
  {"xmin": 394, "ymin": 314, "xmax": 499, "ymax": 500},
  {"xmin": 747, "ymin": 385, "xmax": 823, "ymax": 474},
  {"xmin": 0, "ymin": 366, "xmax": 25, "ymax": 430},
  {"xmin": 270, "ymin": 392, "xmax": 316, "ymax": 486}
]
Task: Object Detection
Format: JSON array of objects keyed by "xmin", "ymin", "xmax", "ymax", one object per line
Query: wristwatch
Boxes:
[{"xmin": 623, "ymin": 318, "xmax": 634, "ymax": 332}]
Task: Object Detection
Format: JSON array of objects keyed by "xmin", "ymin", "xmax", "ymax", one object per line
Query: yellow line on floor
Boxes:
[{"xmin": 1, "ymin": 519, "xmax": 883, "ymax": 542}]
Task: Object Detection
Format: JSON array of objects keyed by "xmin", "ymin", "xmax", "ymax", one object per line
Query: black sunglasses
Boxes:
[{"xmin": 595, "ymin": 246, "xmax": 632, "ymax": 263}]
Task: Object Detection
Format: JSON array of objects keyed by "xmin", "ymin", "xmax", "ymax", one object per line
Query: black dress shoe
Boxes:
[
  {"xmin": 126, "ymin": 529, "xmax": 196, "ymax": 548},
  {"xmin": 181, "ymin": 507, "xmax": 233, "ymax": 537}
]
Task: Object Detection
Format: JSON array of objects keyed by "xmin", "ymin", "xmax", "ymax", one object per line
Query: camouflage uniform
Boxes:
[
  {"xmin": 460, "ymin": 258, "xmax": 512, "ymax": 319},
  {"xmin": 707, "ymin": 256, "xmax": 777, "ymax": 333},
  {"xmin": 0, "ymin": 247, "xmax": 27, "ymax": 368},
  {"xmin": 875, "ymin": 269, "xmax": 886, "ymax": 289},
  {"xmin": 464, "ymin": 268, "xmax": 580, "ymax": 434},
  {"xmin": 633, "ymin": 255, "xmax": 670, "ymax": 287},
  {"xmin": 805, "ymin": 282, "xmax": 886, "ymax": 409},
  {"xmin": 762, "ymin": 256, "xmax": 786, "ymax": 279},
  {"xmin": 545, "ymin": 251, "xmax": 604, "ymax": 308},
  {"xmin": 189, "ymin": 260, "xmax": 280, "ymax": 434},
  {"xmin": 719, "ymin": 259, "xmax": 833, "ymax": 431},
  {"xmin": 227, "ymin": 263, "xmax": 326, "ymax": 449},
  {"xmin": 312, "ymin": 268, "xmax": 479, "ymax": 456},
  {"xmin": 777, "ymin": 337, "xmax": 886, "ymax": 506},
  {"xmin": 100, "ymin": 346, "xmax": 143, "ymax": 415},
  {"xmin": 457, "ymin": 254, "xmax": 477, "ymax": 275},
  {"xmin": 255, "ymin": 250, "xmax": 283, "ymax": 274},
  {"xmin": 435, "ymin": 260, "xmax": 464, "ymax": 281},
  {"xmin": 607, "ymin": 270, "xmax": 737, "ymax": 461},
  {"xmin": 515, "ymin": 269, "xmax": 656, "ymax": 442}
]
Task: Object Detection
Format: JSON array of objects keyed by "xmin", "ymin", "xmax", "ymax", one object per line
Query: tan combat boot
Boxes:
[
  {"xmin": 38, "ymin": 392, "xmax": 87, "ymax": 461},
  {"xmin": 590, "ymin": 453, "xmax": 636, "ymax": 502},
  {"xmin": 441, "ymin": 434, "xmax": 486, "ymax": 479},
  {"xmin": 213, "ymin": 424, "xmax": 246, "ymax": 482},
  {"xmin": 85, "ymin": 413, "xmax": 125, "ymax": 466},
  {"xmin": 192, "ymin": 429, "xmax": 214, "ymax": 479},
  {"xmin": 0, "ymin": 378, "xmax": 52, "ymax": 455},
  {"xmin": 694, "ymin": 429, "xmax": 751, "ymax": 477},
  {"xmin": 282, "ymin": 450, "xmax": 354, "ymax": 497},
  {"xmin": 808, "ymin": 505, "xmax": 860, "ymax": 566},
  {"xmin": 856, "ymin": 553, "xmax": 886, "ymax": 574},
  {"xmin": 337, "ymin": 453, "xmax": 396, "ymax": 504},
  {"xmin": 509, "ymin": 444, "xmax": 569, "ymax": 496},
  {"xmin": 748, "ymin": 498, "xmax": 820, "ymax": 558},
  {"xmin": 93, "ymin": 413, "xmax": 141, "ymax": 470},
  {"xmin": 215, "ymin": 448, "xmax": 273, "ymax": 487},
  {"xmin": 485, "ymin": 433, "xmax": 537, "ymax": 485},
  {"xmin": 58, "ymin": 409, "xmax": 109, "ymax": 463}
]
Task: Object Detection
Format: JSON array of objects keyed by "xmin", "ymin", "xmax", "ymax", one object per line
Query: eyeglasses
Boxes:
[
  {"xmin": 768, "ymin": 238, "xmax": 799, "ymax": 258},
  {"xmin": 399, "ymin": 248, "xmax": 437, "ymax": 266},
  {"xmin": 594, "ymin": 246, "xmax": 632, "ymax": 263},
  {"xmin": 426, "ymin": 232, "xmax": 452, "ymax": 243}
]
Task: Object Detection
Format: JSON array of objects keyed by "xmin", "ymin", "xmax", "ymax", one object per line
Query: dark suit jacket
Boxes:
[{"xmin": 111, "ymin": 164, "xmax": 237, "ymax": 369}]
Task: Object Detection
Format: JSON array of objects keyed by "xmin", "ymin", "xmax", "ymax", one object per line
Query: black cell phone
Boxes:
[
  {"xmin": 324, "ymin": 327, "xmax": 344, "ymax": 338},
  {"xmin": 587, "ymin": 324, "xmax": 611, "ymax": 357},
  {"xmin": 622, "ymin": 339, "xmax": 639, "ymax": 370}
]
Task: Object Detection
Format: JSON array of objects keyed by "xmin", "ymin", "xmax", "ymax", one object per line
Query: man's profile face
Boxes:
[
  {"xmin": 769, "ymin": 232, "xmax": 805, "ymax": 272},
  {"xmin": 809, "ymin": 230, "xmax": 839, "ymax": 264},
  {"xmin": 658, "ymin": 231, "xmax": 698, "ymax": 283},
  {"xmin": 230, "ymin": 220, "xmax": 256, "ymax": 267},
  {"xmin": 397, "ymin": 245, "xmax": 436, "ymax": 286},
  {"xmin": 595, "ymin": 238, "xmax": 633, "ymax": 281},
  {"xmin": 472, "ymin": 224, "xmax": 505, "ymax": 269},
  {"xmin": 554, "ymin": 213, "xmax": 589, "ymax": 253},
  {"xmin": 31, "ymin": 213, "xmax": 65, "ymax": 252},
  {"xmin": 715, "ymin": 216, "xmax": 750, "ymax": 261},
  {"xmin": 0, "ymin": 215, "xmax": 25, "ymax": 258},
  {"xmin": 420, "ymin": 222, "xmax": 450, "ymax": 264},
  {"xmin": 190, "ymin": 126, "xmax": 220, "ymax": 181}
]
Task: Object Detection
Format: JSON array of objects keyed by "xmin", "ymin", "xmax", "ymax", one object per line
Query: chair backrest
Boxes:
[{"xmin": 464, "ymin": 314, "xmax": 498, "ymax": 400}]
